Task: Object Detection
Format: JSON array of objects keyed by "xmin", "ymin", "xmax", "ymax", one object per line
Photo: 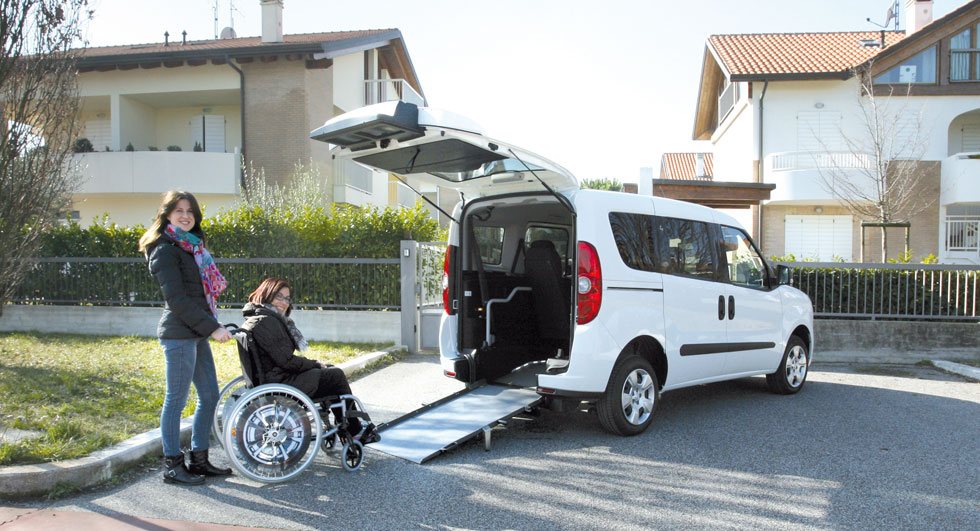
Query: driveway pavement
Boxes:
[{"xmin": 3, "ymin": 355, "xmax": 979, "ymax": 530}]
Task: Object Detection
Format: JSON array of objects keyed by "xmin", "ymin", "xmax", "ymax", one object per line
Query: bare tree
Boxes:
[
  {"xmin": 817, "ymin": 67, "xmax": 934, "ymax": 262},
  {"xmin": 0, "ymin": 0, "xmax": 92, "ymax": 315}
]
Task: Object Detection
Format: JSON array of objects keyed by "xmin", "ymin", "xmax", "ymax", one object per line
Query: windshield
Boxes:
[{"xmin": 431, "ymin": 158, "xmax": 544, "ymax": 182}]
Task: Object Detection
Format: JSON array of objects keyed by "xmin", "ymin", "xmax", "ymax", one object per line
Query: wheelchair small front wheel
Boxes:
[{"xmin": 342, "ymin": 440, "xmax": 363, "ymax": 471}]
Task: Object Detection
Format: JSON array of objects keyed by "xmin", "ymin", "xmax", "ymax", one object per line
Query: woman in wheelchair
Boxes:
[{"xmin": 240, "ymin": 278, "xmax": 379, "ymax": 444}]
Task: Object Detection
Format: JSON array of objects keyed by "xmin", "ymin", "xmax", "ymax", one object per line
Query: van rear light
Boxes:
[
  {"xmin": 443, "ymin": 245, "xmax": 457, "ymax": 315},
  {"xmin": 576, "ymin": 241, "xmax": 601, "ymax": 324}
]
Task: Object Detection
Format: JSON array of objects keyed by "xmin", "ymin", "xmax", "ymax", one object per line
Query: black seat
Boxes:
[
  {"xmin": 232, "ymin": 328, "xmax": 264, "ymax": 389},
  {"xmin": 524, "ymin": 240, "xmax": 568, "ymax": 348}
]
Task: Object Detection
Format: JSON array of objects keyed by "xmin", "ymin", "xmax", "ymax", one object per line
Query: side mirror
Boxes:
[{"xmin": 775, "ymin": 264, "xmax": 793, "ymax": 286}]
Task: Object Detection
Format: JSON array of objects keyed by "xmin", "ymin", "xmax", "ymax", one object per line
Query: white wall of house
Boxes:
[
  {"xmin": 711, "ymin": 83, "xmax": 755, "ymax": 182},
  {"xmin": 71, "ymin": 193, "xmax": 241, "ymax": 227},
  {"xmin": 119, "ymin": 96, "xmax": 155, "ymax": 151},
  {"xmin": 333, "ymin": 52, "xmax": 364, "ymax": 113},
  {"xmin": 79, "ymin": 65, "xmax": 239, "ymax": 97}
]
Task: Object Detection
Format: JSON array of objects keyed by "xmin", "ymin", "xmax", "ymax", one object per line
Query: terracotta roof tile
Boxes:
[
  {"xmin": 709, "ymin": 31, "xmax": 906, "ymax": 77},
  {"xmin": 79, "ymin": 29, "xmax": 394, "ymax": 58},
  {"xmin": 659, "ymin": 153, "xmax": 713, "ymax": 181}
]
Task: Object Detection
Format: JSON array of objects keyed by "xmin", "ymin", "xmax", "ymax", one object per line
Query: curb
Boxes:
[
  {"xmin": 930, "ymin": 359, "xmax": 980, "ymax": 381},
  {"xmin": 0, "ymin": 344, "xmax": 406, "ymax": 498}
]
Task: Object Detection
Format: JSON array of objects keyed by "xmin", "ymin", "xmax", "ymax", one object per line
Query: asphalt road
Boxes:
[{"xmin": 17, "ymin": 355, "xmax": 980, "ymax": 530}]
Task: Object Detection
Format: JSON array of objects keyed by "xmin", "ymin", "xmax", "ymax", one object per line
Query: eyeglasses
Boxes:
[{"xmin": 274, "ymin": 293, "xmax": 293, "ymax": 304}]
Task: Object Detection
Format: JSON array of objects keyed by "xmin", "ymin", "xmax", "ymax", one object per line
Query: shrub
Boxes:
[
  {"xmin": 125, "ymin": 142, "xmax": 134, "ymax": 152},
  {"xmin": 193, "ymin": 141, "xmax": 203, "ymax": 152},
  {"xmin": 71, "ymin": 138, "xmax": 94, "ymax": 153},
  {"xmin": 148, "ymin": 146, "xmax": 159, "ymax": 151},
  {"xmin": 166, "ymin": 145, "xmax": 181, "ymax": 152}
]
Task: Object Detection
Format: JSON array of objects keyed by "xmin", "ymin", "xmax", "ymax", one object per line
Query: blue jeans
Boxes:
[{"xmin": 160, "ymin": 337, "xmax": 219, "ymax": 456}]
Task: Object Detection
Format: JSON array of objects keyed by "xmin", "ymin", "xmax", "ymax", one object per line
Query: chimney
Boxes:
[
  {"xmin": 261, "ymin": 0, "xmax": 283, "ymax": 43},
  {"xmin": 695, "ymin": 153, "xmax": 706, "ymax": 178},
  {"xmin": 905, "ymin": 0, "xmax": 934, "ymax": 34}
]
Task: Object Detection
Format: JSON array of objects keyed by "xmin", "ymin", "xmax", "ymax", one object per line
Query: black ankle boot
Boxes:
[
  {"xmin": 188, "ymin": 449, "xmax": 232, "ymax": 477},
  {"xmin": 163, "ymin": 454, "xmax": 204, "ymax": 485}
]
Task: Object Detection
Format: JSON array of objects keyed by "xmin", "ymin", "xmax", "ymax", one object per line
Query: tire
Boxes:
[
  {"xmin": 223, "ymin": 384, "xmax": 322, "ymax": 483},
  {"xmin": 766, "ymin": 336, "xmax": 809, "ymax": 395},
  {"xmin": 597, "ymin": 355, "xmax": 660, "ymax": 436},
  {"xmin": 212, "ymin": 376, "xmax": 246, "ymax": 449}
]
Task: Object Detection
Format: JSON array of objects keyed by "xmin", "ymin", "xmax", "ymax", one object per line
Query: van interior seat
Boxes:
[{"xmin": 525, "ymin": 240, "xmax": 568, "ymax": 349}]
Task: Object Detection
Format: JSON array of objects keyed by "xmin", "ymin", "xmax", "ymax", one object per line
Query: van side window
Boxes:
[
  {"xmin": 720, "ymin": 226, "xmax": 767, "ymax": 288},
  {"xmin": 654, "ymin": 216, "xmax": 717, "ymax": 280},
  {"xmin": 526, "ymin": 226, "xmax": 569, "ymax": 264},
  {"xmin": 608, "ymin": 212, "xmax": 657, "ymax": 272},
  {"xmin": 473, "ymin": 226, "xmax": 504, "ymax": 265}
]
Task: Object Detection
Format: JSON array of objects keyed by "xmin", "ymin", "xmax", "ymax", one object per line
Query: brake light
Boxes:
[
  {"xmin": 577, "ymin": 241, "xmax": 601, "ymax": 324},
  {"xmin": 443, "ymin": 245, "xmax": 457, "ymax": 315}
]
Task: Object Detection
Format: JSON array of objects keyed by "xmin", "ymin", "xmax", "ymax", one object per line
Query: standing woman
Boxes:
[{"xmin": 139, "ymin": 190, "xmax": 234, "ymax": 486}]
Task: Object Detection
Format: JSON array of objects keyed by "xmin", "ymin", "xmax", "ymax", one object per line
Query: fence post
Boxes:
[{"xmin": 400, "ymin": 240, "xmax": 418, "ymax": 353}]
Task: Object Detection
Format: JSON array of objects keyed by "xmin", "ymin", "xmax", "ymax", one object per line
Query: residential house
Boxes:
[
  {"xmin": 71, "ymin": 0, "xmax": 452, "ymax": 227},
  {"xmin": 682, "ymin": 0, "xmax": 980, "ymax": 263}
]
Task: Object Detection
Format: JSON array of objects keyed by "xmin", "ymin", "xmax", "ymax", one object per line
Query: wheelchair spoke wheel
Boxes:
[
  {"xmin": 224, "ymin": 385, "xmax": 322, "ymax": 483},
  {"xmin": 342, "ymin": 440, "xmax": 363, "ymax": 471},
  {"xmin": 212, "ymin": 376, "xmax": 246, "ymax": 449}
]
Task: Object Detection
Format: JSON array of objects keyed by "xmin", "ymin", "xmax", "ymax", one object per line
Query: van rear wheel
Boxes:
[{"xmin": 597, "ymin": 355, "xmax": 659, "ymax": 436}]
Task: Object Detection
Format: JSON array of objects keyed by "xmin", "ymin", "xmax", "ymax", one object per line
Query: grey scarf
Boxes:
[{"xmin": 263, "ymin": 303, "xmax": 308, "ymax": 351}]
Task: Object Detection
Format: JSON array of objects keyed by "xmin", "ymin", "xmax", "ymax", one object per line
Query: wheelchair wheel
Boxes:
[
  {"xmin": 212, "ymin": 376, "xmax": 246, "ymax": 449},
  {"xmin": 224, "ymin": 384, "xmax": 322, "ymax": 483},
  {"xmin": 342, "ymin": 440, "xmax": 364, "ymax": 471}
]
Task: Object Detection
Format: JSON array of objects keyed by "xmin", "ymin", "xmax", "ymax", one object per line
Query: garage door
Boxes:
[{"xmin": 784, "ymin": 215, "xmax": 852, "ymax": 261}]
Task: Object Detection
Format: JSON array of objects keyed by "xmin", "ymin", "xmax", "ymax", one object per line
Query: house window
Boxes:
[
  {"xmin": 190, "ymin": 115, "xmax": 225, "ymax": 152},
  {"xmin": 717, "ymin": 78, "xmax": 738, "ymax": 123},
  {"xmin": 945, "ymin": 205, "xmax": 980, "ymax": 252},
  {"xmin": 784, "ymin": 215, "xmax": 852, "ymax": 261},
  {"xmin": 797, "ymin": 111, "xmax": 842, "ymax": 152},
  {"xmin": 874, "ymin": 46, "xmax": 937, "ymax": 84},
  {"xmin": 950, "ymin": 26, "xmax": 979, "ymax": 81}
]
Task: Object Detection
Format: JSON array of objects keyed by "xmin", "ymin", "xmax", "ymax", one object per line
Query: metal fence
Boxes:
[
  {"xmin": 12, "ymin": 257, "xmax": 401, "ymax": 310},
  {"xmin": 774, "ymin": 261, "xmax": 980, "ymax": 320}
]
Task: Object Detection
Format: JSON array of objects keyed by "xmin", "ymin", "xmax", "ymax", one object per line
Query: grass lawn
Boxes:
[{"xmin": 0, "ymin": 332, "xmax": 391, "ymax": 466}]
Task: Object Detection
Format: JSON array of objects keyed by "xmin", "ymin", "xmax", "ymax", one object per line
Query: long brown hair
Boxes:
[
  {"xmin": 138, "ymin": 190, "xmax": 205, "ymax": 252},
  {"xmin": 248, "ymin": 277, "xmax": 293, "ymax": 316}
]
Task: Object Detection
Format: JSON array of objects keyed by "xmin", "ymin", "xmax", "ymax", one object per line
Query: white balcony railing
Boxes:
[
  {"xmin": 395, "ymin": 181, "xmax": 416, "ymax": 208},
  {"xmin": 364, "ymin": 78, "xmax": 426, "ymax": 107},
  {"xmin": 73, "ymin": 151, "xmax": 240, "ymax": 195},
  {"xmin": 946, "ymin": 216, "xmax": 980, "ymax": 252},
  {"xmin": 770, "ymin": 151, "xmax": 875, "ymax": 172}
]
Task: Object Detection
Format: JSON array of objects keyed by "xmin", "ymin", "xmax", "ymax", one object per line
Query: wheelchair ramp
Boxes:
[{"xmin": 369, "ymin": 384, "xmax": 541, "ymax": 464}]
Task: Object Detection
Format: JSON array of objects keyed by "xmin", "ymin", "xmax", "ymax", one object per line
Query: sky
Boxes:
[{"xmin": 83, "ymin": 0, "xmax": 966, "ymax": 184}]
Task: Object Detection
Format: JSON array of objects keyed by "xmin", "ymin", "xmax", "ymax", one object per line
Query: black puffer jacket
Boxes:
[
  {"xmin": 240, "ymin": 303, "xmax": 320, "ymax": 395},
  {"xmin": 146, "ymin": 235, "xmax": 220, "ymax": 339}
]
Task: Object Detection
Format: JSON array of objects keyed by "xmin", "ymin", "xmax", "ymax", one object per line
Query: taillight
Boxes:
[
  {"xmin": 443, "ymin": 245, "xmax": 457, "ymax": 315},
  {"xmin": 577, "ymin": 241, "xmax": 601, "ymax": 324}
]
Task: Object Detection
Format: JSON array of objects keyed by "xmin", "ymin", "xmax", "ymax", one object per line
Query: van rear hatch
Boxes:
[{"xmin": 310, "ymin": 101, "xmax": 578, "ymax": 196}]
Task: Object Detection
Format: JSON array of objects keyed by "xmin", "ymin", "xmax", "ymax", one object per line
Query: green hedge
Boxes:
[{"xmin": 39, "ymin": 203, "xmax": 445, "ymax": 258}]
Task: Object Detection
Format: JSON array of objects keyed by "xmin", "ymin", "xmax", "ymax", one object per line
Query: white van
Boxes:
[{"xmin": 313, "ymin": 102, "xmax": 814, "ymax": 437}]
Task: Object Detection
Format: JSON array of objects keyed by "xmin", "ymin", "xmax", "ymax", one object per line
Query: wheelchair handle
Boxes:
[{"xmin": 223, "ymin": 322, "xmax": 241, "ymax": 333}]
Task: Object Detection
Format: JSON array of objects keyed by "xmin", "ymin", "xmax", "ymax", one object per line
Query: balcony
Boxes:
[
  {"xmin": 332, "ymin": 156, "xmax": 383, "ymax": 207},
  {"xmin": 364, "ymin": 78, "xmax": 426, "ymax": 107},
  {"xmin": 73, "ymin": 151, "xmax": 240, "ymax": 195},
  {"xmin": 940, "ymin": 153, "xmax": 980, "ymax": 205},
  {"xmin": 765, "ymin": 151, "xmax": 875, "ymax": 203}
]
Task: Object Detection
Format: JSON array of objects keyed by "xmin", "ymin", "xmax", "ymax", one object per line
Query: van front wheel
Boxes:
[
  {"xmin": 766, "ymin": 336, "xmax": 808, "ymax": 394},
  {"xmin": 597, "ymin": 355, "xmax": 659, "ymax": 436}
]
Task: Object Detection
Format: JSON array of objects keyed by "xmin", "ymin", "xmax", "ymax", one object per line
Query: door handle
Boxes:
[
  {"xmin": 718, "ymin": 295, "xmax": 725, "ymax": 320},
  {"xmin": 728, "ymin": 295, "xmax": 735, "ymax": 320}
]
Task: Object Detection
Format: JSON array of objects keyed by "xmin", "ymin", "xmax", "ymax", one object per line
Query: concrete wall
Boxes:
[
  {"xmin": 0, "ymin": 306, "xmax": 400, "ymax": 344},
  {"xmin": 815, "ymin": 319, "xmax": 980, "ymax": 364}
]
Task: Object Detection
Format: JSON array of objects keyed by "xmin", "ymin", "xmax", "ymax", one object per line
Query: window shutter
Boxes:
[
  {"xmin": 190, "ymin": 115, "xmax": 204, "ymax": 151},
  {"xmin": 797, "ymin": 111, "xmax": 842, "ymax": 152},
  {"xmin": 204, "ymin": 115, "xmax": 225, "ymax": 152},
  {"xmin": 84, "ymin": 120, "xmax": 111, "ymax": 151},
  {"xmin": 962, "ymin": 125, "xmax": 980, "ymax": 153}
]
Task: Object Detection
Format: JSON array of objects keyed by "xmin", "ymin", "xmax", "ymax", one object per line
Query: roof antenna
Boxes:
[
  {"xmin": 213, "ymin": 0, "xmax": 219, "ymax": 39},
  {"xmin": 865, "ymin": 1, "xmax": 899, "ymax": 47}
]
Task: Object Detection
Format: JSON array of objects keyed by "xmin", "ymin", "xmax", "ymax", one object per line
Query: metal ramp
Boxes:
[{"xmin": 368, "ymin": 383, "xmax": 542, "ymax": 464}]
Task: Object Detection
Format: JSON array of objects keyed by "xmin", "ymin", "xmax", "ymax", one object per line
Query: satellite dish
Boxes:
[{"xmin": 219, "ymin": 26, "xmax": 237, "ymax": 39}]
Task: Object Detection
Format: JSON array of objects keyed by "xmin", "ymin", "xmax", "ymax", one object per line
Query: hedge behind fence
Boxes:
[
  {"xmin": 38, "ymin": 203, "xmax": 445, "ymax": 258},
  {"xmin": 788, "ymin": 265, "xmax": 979, "ymax": 319}
]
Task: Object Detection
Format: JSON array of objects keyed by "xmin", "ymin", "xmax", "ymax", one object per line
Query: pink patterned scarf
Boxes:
[{"xmin": 166, "ymin": 224, "xmax": 228, "ymax": 318}]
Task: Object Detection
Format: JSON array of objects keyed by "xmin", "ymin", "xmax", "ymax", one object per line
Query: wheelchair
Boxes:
[{"xmin": 211, "ymin": 324, "xmax": 374, "ymax": 483}]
